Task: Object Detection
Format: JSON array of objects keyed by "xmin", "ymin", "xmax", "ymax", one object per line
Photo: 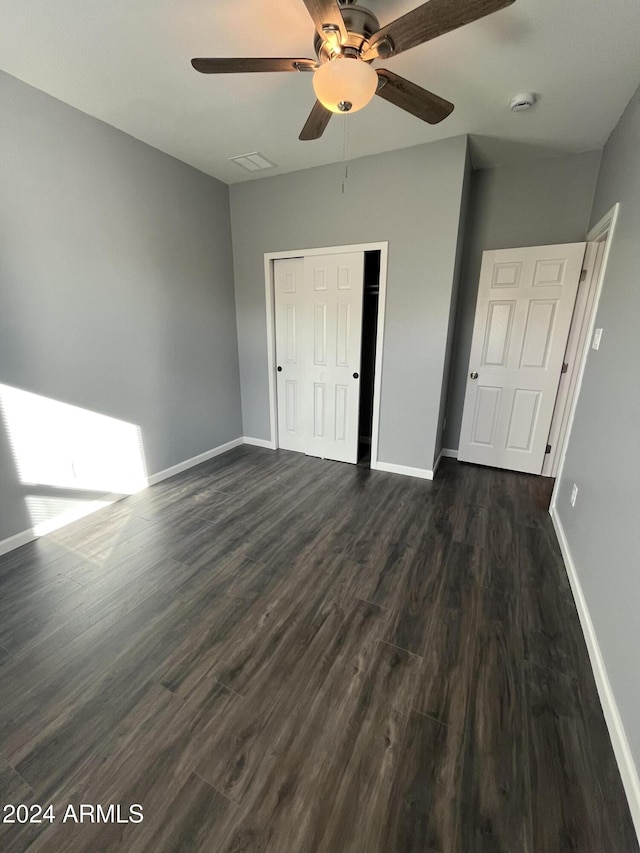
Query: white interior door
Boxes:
[
  {"xmin": 458, "ymin": 243, "xmax": 586, "ymax": 474},
  {"xmin": 304, "ymin": 252, "xmax": 364, "ymax": 463},
  {"xmin": 274, "ymin": 257, "xmax": 307, "ymax": 453},
  {"xmin": 274, "ymin": 251, "xmax": 364, "ymax": 464}
]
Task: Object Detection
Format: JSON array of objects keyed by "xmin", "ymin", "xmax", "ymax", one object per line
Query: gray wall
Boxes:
[
  {"xmin": 554, "ymin": 86, "xmax": 640, "ymax": 770},
  {"xmin": 435, "ymin": 147, "xmax": 472, "ymax": 459},
  {"xmin": 0, "ymin": 70, "xmax": 242, "ymax": 542},
  {"xmin": 444, "ymin": 150, "xmax": 602, "ymax": 449},
  {"xmin": 230, "ymin": 136, "xmax": 469, "ymax": 471},
  {"xmin": 0, "ymin": 422, "xmax": 31, "ymax": 539}
]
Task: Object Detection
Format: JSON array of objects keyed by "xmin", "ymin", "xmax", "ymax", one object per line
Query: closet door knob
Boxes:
[
  {"xmin": 277, "ymin": 366, "xmax": 282, "ymax": 372},
  {"xmin": 470, "ymin": 371, "xmax": 478, "ymax": 379},
  {"xmin": 353, "ymin": 372, "xmax": 359, "ymax": 379}
]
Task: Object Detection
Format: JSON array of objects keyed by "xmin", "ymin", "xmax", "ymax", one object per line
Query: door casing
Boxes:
[
  {"xmin": 542, "ymin": 241, "xmax": 602, "ymax": 476},
  {"xmin": 550, "ymin": 204, "xmax": 620, "ymax": 504}
]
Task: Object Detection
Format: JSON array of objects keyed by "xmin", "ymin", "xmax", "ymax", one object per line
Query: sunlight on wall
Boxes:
[{"xmin": 0, "ymin": 384, "xmax": 148, "ymax": 536}]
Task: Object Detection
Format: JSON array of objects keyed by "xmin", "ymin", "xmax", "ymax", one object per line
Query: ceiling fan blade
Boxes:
[
  {"xmin": 363, "ymin": 0, "xmax": 515, "ymax": 60},
  {"xmin": 299, "ymin": 100, "xmax": 333, "ymax": 140},
  {"xmin": 300, "ymin": 0, "xmax": 348, "ymax": 44},
  {"xmin": 376, "ymin": 69, "xmax": 454, "ymax": 124},
  {"xmin": 191, "ymin": 58, "xmax": 317, "ymax": 74}
]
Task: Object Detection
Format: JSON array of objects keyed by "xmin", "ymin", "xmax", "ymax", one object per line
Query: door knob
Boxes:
[
  {"xmin": 277, "ymin": 366, "xmax": 282, "ymax": 372},
  {"xmin": 353, "ymin": 372, "xmax": 359, "ymax": 379},
  {"xmin": 470, "ymin": 371, "xmax": 478, "ymax": 379}
]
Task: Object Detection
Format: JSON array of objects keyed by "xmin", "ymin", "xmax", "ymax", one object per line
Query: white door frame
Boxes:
[
  {"xmin": 550, "ymin": 203, "xmax": 619, "ymax": 508},
  {"xmin": 542, "ymin": 240, "xmax": 601, "ymax": 476},
  {"xmin": 264, "ymin": 242, "xmax": 389, "ymax": 467}
]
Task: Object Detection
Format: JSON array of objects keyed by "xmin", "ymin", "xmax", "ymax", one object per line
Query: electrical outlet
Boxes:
[
  {"xmin": 570, "ymin": 484, "xmax": 578, "ymax": 507},
  {"xmin": 592, "ymin": 328, "xmax": 603, "ymax": 350}
]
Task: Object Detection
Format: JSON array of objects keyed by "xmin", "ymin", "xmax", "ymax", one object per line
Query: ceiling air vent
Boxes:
[{"xmin": 229, "ymin": 152, "xmax": 277, "ymax": 172}]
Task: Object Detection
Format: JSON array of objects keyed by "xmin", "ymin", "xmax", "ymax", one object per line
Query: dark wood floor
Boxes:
[{"xmin": 0, "ymin": 447, "xmax": 637, "ymax": 852}]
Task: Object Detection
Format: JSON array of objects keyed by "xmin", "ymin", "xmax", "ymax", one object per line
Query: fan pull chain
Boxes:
[{"xmin": 341, "ymin": 115, "xmax": 350, "ymax": 195}]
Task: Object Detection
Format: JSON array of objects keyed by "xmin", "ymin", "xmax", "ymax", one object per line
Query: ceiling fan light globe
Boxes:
[{"xmin": 312, "ymin": 57, "xmax": 378, "ymax": 114}]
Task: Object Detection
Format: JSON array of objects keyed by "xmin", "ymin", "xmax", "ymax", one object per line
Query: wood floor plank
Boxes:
[
  {"xmin": 154, "ymin": 553, "xmax": 297, "ymax": 697},
  {"xmin": 483, "ymin": 504, "xmax": 520, "ymax": 583},
  {"xmin": 526, "ymin": 661, "xmax": 639, "ymax": 852},
  {"xmin": 518, "ymin": 522, "xmax": 571, "ymax": 598},
  {"xmin": 23, "ymin": 772, "xmax": 232, "ymax": 853},
  {"xmin": 23, "ymin": 681, "xmax": 239, "ymax": 853},
  {"xmin": 519, "ymin": 526, "xmax": 589, "ymax": 677},
  {"xmin": 379, "ymin": 709, "xmax": 465, "ymax": 853},
  {"xmin": 412, "ymin": 543, "xmax": 483, "ymax": 729},
  {"xmin": 1, "ymin": 552, "xmax": 249, "ymax": 766},
  {"xmin": 383, "ymin": 533, "xmax": 451, "ymax": 657},
  {"xmin": 0, "ymin": 587, "xmax": 181, "ymax": 760},
  {"xmin": 313, "ymin": 642, "xmax": 423, "ymax": 853},
  {"xmin": 7, "ymin": 577, "xmax": 251, "ymax": 804},
  {"xmin": 0, "ymin": 575, "xmax": 84, "ymax": 654},
  {"xmin": 0, "ymin": 448, "xmax": 636, "ymax": 853},
  {"xmin": 452, "ymin": 502, "xmax": 489, "ymax": 548},
  {"xmin": 0, "ymin": 563, "xmax": 75, "ymax": 610},
  {"xmin": 62, "ymin": 539, "xmax": 181, "ymax": 587},
  {"xmin": 8, "ymin": 672, "xmax": 228, "ymax": 851},
  {"xmin": 1, "ymin": 557, "xmax": 190, "ymax": 659},
  {"xmin": 136, "ymin": 772, "xmax": 232, "ymax": 853},
  {"xmin": 331, "ymin": 475, "xmax": 438, "ymax": 553},
  {"xmin": 354, "ymin": 540, "xmax": 419, "ymax": 610},
  {"xmin": 476, "ymin": 578, "xmax": 523, "ymax": 666},
  {"xmin": 0, "ymin": 755, "xmax": 32, "ymax": 801},
  {"xmin": 0, "ymin": 538, "xmax": 87, "ymax": 583},
  {"xmin": 188, "ymin": 487, "xmax": 256, "ymax": 525},
  {"xmin": 195, "ymin": 598, "xmax": 390, "ymax": 810},
  {"xmin": 61, "ymin": 520, "xmax": 182, "ymax": 583},
  {"xmin": 48, "ymin": 506, "xmax": 155, "ymax": 566},
  {"xmin": 189, "ymin": 552, "xmax": 348, "ymax": 698},
  {"xmin": 460, "ymin": 584, "xmax": 531, "ymax": 852}
]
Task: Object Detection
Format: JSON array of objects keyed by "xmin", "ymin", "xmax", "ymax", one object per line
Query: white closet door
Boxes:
[
  {"xmin": 274, "ymin": 252, "xmax": 364, "ymax": 464},
  {"xmin": 458, "ymin": 243, "xmax": 586, "ymax": 474},
  {"xmin": 304, "ymin": 252, "xmax": 364, "ymax": 463},
  {"xmin": 274, "ymin": 257, "xmax": 308, "ymax": 453}
]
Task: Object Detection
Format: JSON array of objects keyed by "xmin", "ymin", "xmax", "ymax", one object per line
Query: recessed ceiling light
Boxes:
[{"xmin": 229, "ymin": 152, "xmax": 277, "ymax": 172}]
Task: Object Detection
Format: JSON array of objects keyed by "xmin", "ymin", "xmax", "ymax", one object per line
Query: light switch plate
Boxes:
[{"xmin": 592, "ymin": 328, "xmax": 603, "ymax": 350}]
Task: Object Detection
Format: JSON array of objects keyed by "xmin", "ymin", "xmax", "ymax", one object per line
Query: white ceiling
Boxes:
[{"xmin": 1, "ymin": 0, "xmax": 639, "ymax": 184}]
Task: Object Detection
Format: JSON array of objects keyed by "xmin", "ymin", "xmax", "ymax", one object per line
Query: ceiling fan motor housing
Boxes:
[{"xmin": 314, "ymin": 3, "xmax": 380, "ymax": 63}]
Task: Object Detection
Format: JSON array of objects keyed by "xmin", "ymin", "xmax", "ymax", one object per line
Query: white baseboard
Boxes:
[
  {"xmin": 147, "ymin": 437, "xmax": 244, "ymax": 486},
  {"xmin": 0, "ymin": 527, "xmax": 36, "ymax": 557},
  {"xmin": 550, "ymin": 506, "xmax": 640, "ymax": 840},
  {"xmin": 371, "ymin": 460, "xmax": 434, "ymax": 480},
  {"xmin": 243, "ymin": 436, "xmax": 276, "ymax": 450}
]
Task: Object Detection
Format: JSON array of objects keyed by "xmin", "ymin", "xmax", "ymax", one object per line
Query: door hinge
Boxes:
[
  {"xmin": 580, "ymin": 269, "xmax": 587, "ymax": 281},
  {"xmin": 545, "ymin": 444, "xmax": 552, "ymax": 454},
  {"xmin": 561, "ymin": 362, "xmax": 568, "ymax": 374}
]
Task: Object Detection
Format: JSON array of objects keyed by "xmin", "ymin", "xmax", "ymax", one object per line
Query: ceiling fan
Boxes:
[{"xmin": 191, "ymin": 0, "xmax": 515, "ymax": 140}]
